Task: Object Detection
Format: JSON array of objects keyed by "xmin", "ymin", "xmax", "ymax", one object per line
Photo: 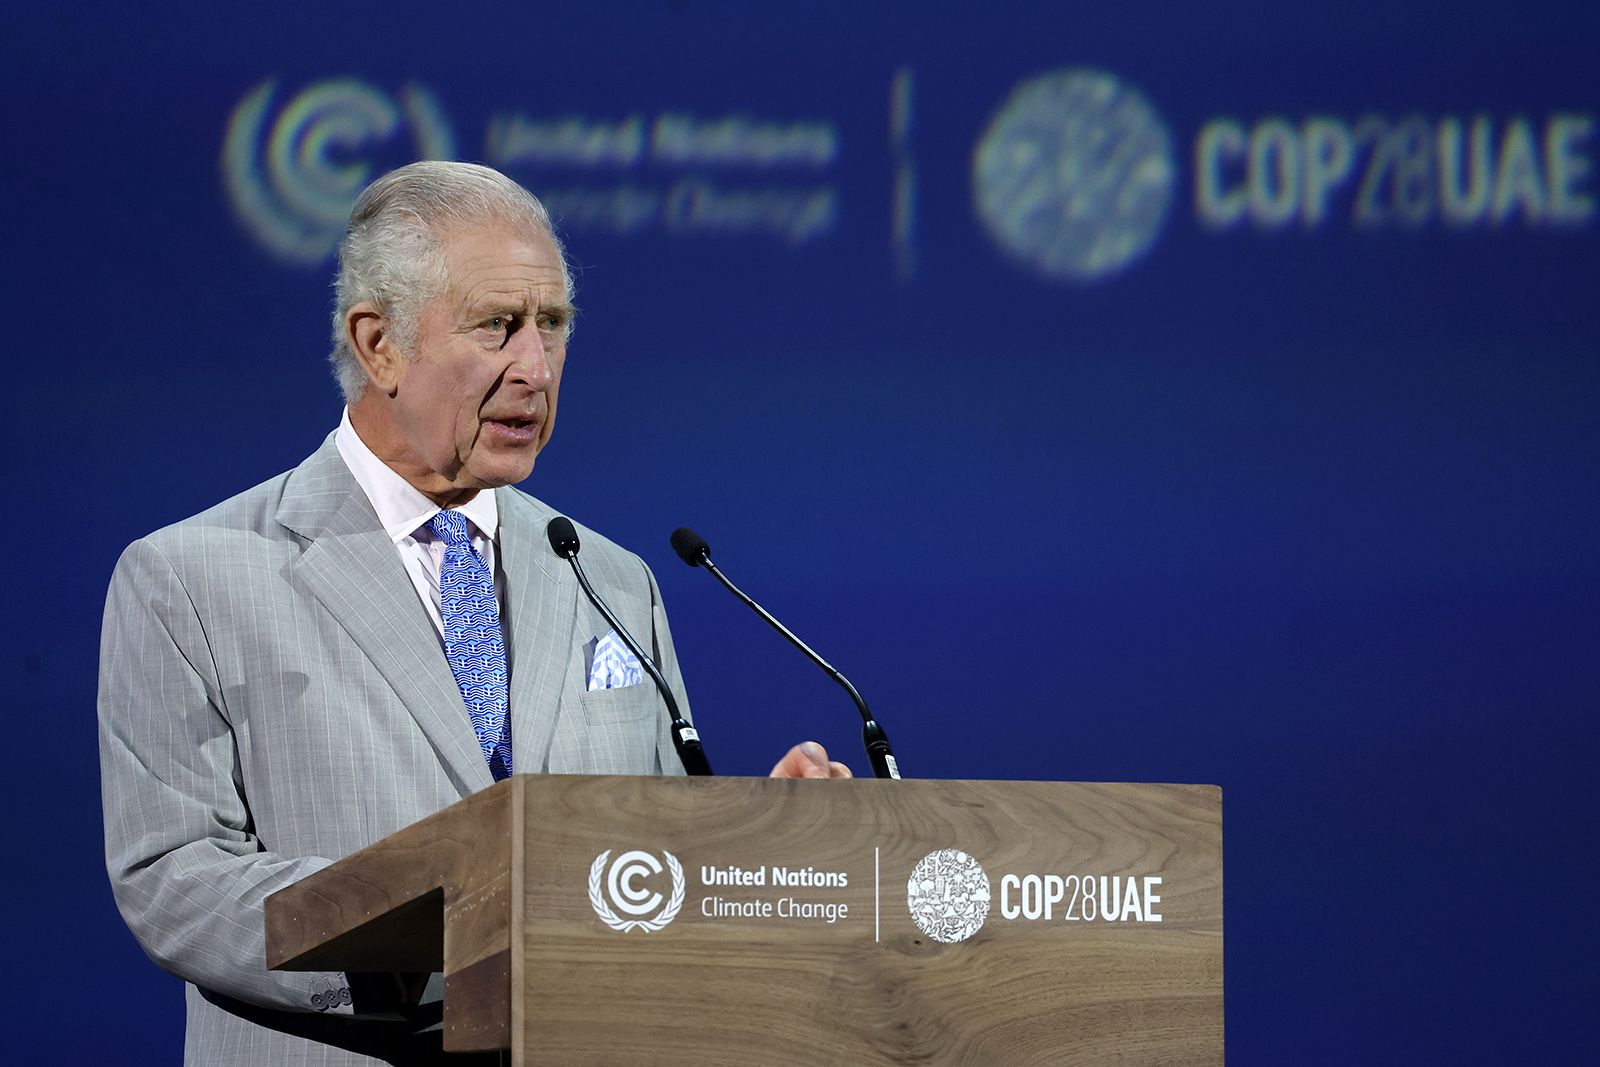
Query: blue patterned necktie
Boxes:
[{"xmin": 428, "ymin": 509, "xmax": 512, "ymax": 780}]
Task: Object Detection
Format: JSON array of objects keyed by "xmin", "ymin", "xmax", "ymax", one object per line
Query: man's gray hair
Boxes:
[{"xmin": 329, "ymin": 161, "xmax": 573, "ymax": 403}]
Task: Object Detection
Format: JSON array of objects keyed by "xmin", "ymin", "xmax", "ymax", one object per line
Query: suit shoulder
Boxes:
[{"xmin": 131, "ymin": 468, "xmax": 298, "ymax": 562}]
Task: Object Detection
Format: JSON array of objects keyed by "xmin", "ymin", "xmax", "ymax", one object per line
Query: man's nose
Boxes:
[{"xmin": 504, "ymin": 327, "xmax": 554, "ymax": 388}]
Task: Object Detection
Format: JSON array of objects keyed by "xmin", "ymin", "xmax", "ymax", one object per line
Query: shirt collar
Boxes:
[{"xmin": 335, "ymin": 408, "xmax": 500, "ymax": 544}]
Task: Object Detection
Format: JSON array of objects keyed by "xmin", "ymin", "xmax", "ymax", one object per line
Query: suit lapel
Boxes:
[
  {"xmin": 497, "ymin": 489, "xmax": 578, "ymax": 774},
  {"xmin": 279, "ymin": 438, "xmax": 494, "ymax": 796}
]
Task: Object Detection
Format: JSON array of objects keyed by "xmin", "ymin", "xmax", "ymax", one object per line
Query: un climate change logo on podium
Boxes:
[
  {"xmin": 589, "ymin": 849, "xmax": 686, "ymax": 933},
  {"xmin": 907, "ymin": 849, "xmax": 992, "ymax": 944}
]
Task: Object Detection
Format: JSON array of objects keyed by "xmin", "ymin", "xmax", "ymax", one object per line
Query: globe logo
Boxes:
[
  {"xmin": 972, "ymin": 68, "xmax": 1175, "ymax": 281},
  {"xmin": 906, "ymin": 848, "xmax": 991, "ymax": 944}
]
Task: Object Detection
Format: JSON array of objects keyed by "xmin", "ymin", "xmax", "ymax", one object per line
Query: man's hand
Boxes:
[{"xmin": 770, "ymin": 741, "xmax": 853, "ymax": 779}]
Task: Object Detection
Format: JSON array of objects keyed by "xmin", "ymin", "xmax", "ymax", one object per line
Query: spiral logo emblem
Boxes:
[
  {"xmin": 972, "ymin": 68, "xmax": 1175, "ymax": 281},
  {"xmin": 221, "ymin": 78, "xmax": 455, "ymax": 264},
  {"xmin": 588, "ymin": 849, "xmax": 686, "ymax": 933},
  {"xmin": 906, "ymin": 848, "xmax": 991, "ymax": 944}
]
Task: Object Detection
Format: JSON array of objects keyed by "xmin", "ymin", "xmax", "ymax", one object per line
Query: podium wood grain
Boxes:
[{"xmin": 268, "ymin": 775, "xmax": 1222, "ymax": 1065}]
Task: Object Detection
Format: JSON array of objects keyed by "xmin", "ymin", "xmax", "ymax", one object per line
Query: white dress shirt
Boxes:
[{"xmin": 334, "ymin": 408, "xmax": 505, "ymax": 640}]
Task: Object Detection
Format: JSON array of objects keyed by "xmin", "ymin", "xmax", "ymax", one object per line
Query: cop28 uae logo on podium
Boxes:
[
  {"xmin": 906, "ymin": 848, "xmax": 992, "ymax": 943},
  {"xmin": 589, "ymin": 849, "xmax": 686, "ymax": 932}
]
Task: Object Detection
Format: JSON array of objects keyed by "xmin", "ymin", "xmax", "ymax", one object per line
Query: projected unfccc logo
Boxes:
[
  {"xmin": 221, "ymin": 77, "xmax": 455, "ymax": 264},
  {"xmin": 588, "ymin": 849, "xmax": 686, "ymax": 932}
]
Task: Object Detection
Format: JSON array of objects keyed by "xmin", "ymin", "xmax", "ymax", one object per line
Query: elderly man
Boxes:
[{"xmin": 99, "ymin": 161, "xmax": 845, "ymax": 1065}]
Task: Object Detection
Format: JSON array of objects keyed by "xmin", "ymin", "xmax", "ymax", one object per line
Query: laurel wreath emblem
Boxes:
[{"xmin": 588, "ymin": 849, "xmax": 686, "ymax": 932}]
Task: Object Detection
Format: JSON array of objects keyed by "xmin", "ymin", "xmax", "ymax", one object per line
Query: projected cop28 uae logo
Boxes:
[
  {"xmin": 588, "ymin": 849, "xmax": 686, "ymax": 932},
  {"xmin": 972, "ymin": 68, "xmax": 1176, "ymax": 282},
  {"xmin": 222, "ymin": 78, "xmax": 456, "ymax": 264}
]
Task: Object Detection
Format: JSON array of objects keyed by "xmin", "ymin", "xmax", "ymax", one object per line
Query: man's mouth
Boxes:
[{"xmin": 482, "ymin": 415, "xmax": 540, "ymax": 443}]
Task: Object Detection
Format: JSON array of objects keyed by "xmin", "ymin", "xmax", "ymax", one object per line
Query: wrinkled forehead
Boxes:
[{"xmin": 432, "ymin": 213, "xmax": 572, "ymax": 300}]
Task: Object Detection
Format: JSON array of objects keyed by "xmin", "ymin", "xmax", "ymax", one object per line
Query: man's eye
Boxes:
[
  {"xmin": 536, "ymin": 313, "xmax": 564, "ymax": 332},
  {"xmin": 485, "ymin": 316, "xmax": 509, "ymax": 332}
]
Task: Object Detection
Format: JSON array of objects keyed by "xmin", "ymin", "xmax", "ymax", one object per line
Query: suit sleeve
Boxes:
[{"xmin": 98, "ymin": 537, "xmax": 361, "ymax": 1015}]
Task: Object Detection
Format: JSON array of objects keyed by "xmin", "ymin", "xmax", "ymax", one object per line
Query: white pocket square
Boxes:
[{"xmin": 587, "ymin": 630, "xmax": 644, "ymax": 691}]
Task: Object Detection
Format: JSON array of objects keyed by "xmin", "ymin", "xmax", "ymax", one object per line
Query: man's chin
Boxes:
[{"xmin": 468, "ymin": 454, "xmax": 539, "ymax": 490}]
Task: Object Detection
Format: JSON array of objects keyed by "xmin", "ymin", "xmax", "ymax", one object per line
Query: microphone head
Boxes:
[
  {"xmin": 546, "ymin": 517, "xmax": 581, "ymax": 559},
  {"xmin": 670, "ymin": 527, "xmax": 711, "ymax": 567}
]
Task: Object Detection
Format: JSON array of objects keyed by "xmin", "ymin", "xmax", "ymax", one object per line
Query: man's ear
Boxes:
[{"xmin": 347, "ymin": 303, "xmax": 403, "ymax": 396}]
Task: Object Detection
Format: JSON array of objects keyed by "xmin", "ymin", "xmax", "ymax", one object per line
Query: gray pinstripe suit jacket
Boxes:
[{"xmin": 98, "ymin": 435, "xmax": 688, "ymax": 1065}]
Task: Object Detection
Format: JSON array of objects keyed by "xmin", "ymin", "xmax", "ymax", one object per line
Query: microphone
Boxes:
[
  {"xmin": 546, "ymin": 517, "xmax": 712, "ymax": 777},
  {"xmin": 669, "ymin": 527, "xmax": 901, "ymax": 780}
]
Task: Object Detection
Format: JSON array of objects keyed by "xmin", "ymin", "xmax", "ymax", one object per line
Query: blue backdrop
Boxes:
[{"xmin": 4, "ymin": 2, "xmax": 1596, "ymax": 1061}]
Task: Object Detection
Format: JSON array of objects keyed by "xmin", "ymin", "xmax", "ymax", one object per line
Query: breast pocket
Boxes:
[{"xmin": 571, "ymin": 683, "xmax": 661, "ymax": 774}]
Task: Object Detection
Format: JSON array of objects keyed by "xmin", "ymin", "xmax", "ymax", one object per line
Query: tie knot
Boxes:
[{"xmin": 428, "ymin": 509, "xmax": 472, "ymax": 547}]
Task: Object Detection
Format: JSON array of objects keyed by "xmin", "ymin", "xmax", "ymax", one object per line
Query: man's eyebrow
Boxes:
[
  {"xmin": 463, "ymin": 295, "xmax": 575, "ymax": 316},
  {"xmin": 462, "ymin": 296, "xmax": 528, "ymax": 318}
]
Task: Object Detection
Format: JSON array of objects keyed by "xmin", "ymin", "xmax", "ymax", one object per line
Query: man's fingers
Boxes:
[
  {"xmin": 796, "ymin": 741, "xmax": 830, "ymax": 778},
  {"xmin": 770, "ymin": 741, "xmax": 849, "ymax": 778}
]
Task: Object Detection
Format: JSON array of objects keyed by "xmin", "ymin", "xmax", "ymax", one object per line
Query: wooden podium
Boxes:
[{"xmin": 266, "ymin": 775, "xmax": 1222, "ymax": 1064}]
